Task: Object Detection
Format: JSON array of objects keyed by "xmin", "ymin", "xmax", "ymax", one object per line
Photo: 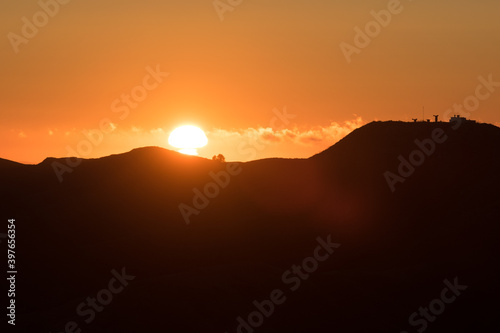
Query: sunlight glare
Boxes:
[
  {"xmin": 168, "ymin": 125, "xmax": 208, "ymax": 155},
  {"xmin": 178, "ymin": 148, "xmax": 198, "ymax": 156}
]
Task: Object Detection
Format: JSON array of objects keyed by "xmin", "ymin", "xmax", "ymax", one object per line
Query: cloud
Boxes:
[
  {"xmin": 150, "ymin": 128, "xmax": 164, "ymax": 134},
  {"xmin": 206, "ymin": 116, "xmax": 365, "ymax": 146},
  {"xmin": 261, "ymin": 131, "xmax": 283, "ymax": 143}
]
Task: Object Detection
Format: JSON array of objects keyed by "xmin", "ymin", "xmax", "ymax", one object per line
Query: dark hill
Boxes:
[{"xmin": 1, "ymin": 121, "xmax": 499, "ymax": 332}]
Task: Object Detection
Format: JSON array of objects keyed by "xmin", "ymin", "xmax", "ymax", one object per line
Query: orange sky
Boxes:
[{"xmin": 1, "ymin": 0, "xmax": 499, "ymax": 164}]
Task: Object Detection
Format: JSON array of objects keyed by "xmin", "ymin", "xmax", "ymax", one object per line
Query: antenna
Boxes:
[{"xmin": 433, "ymin": 115, "xmax": 439, "ymax": 122}]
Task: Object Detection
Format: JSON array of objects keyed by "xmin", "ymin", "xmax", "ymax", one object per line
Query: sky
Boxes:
[{"xmin": 1, "ymin": 0, "xmax": 499, "ymax": 163}]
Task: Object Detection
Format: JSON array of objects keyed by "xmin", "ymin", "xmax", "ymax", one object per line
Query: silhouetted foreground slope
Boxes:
[{"xmin": 1, "ymin": 121, "xmax": 499, "ymax": 332}]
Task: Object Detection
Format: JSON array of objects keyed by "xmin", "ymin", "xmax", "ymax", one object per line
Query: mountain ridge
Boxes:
[{"xmin": 1, "ymin": 120, "xmax": 499, "ymax": 332}]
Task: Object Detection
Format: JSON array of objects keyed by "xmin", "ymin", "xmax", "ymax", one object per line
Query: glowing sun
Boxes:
[{"xmin": 168, "ymin": 125, "xmax": 208, "ymax": 155}]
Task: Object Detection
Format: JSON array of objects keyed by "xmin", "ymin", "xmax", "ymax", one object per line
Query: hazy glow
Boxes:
[
  {"xmin": 1, "ymin": 1, "xmax": 499, "ymax": 164},
  {"xmin": 178, "ymin": 148, "xmax": 198, "ymax": 156}
]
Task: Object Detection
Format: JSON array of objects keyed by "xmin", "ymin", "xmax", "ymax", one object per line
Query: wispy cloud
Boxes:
[
  {"xmin": 150, "ymin": 128, "xmax": 165, "ymax": 135},
  {"xmin": 206, "ymin": 116, "xmax": 365, "ymax": 146}
]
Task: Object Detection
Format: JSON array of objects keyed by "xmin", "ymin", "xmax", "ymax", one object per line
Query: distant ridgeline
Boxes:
[{"xmin": 0, "ymin": 120, "xmax": 499, "ymax": 332}]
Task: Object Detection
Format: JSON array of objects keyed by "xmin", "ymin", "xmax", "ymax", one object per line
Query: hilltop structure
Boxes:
[
  {"xmin": 411, "ymin": 115, "xmax": 476, "ymax": 123},
  {"xmin": 450, "ymin": 115, "xmax": 476, "ymax": 124}
]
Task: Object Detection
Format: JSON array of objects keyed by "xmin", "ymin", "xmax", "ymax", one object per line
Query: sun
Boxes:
[{"xmin": 168, "ymin": 125, "xmax": 208, "ymax": 155}]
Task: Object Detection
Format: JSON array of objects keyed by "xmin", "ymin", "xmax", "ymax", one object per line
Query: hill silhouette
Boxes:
[{"xmin": 1, "ymin": 121, "xmax": 499, "ymax": 332}]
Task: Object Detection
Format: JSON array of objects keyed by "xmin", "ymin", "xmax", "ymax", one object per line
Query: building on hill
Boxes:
[{"xmin": 450, "ymin": 115, "xmax": 476, "ymax": 124}]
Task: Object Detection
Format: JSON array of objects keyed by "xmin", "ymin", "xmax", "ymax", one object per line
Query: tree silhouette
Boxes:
[{"xmin": 212, "ymin": 154, "xmax": 226, "ymax": 163}]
